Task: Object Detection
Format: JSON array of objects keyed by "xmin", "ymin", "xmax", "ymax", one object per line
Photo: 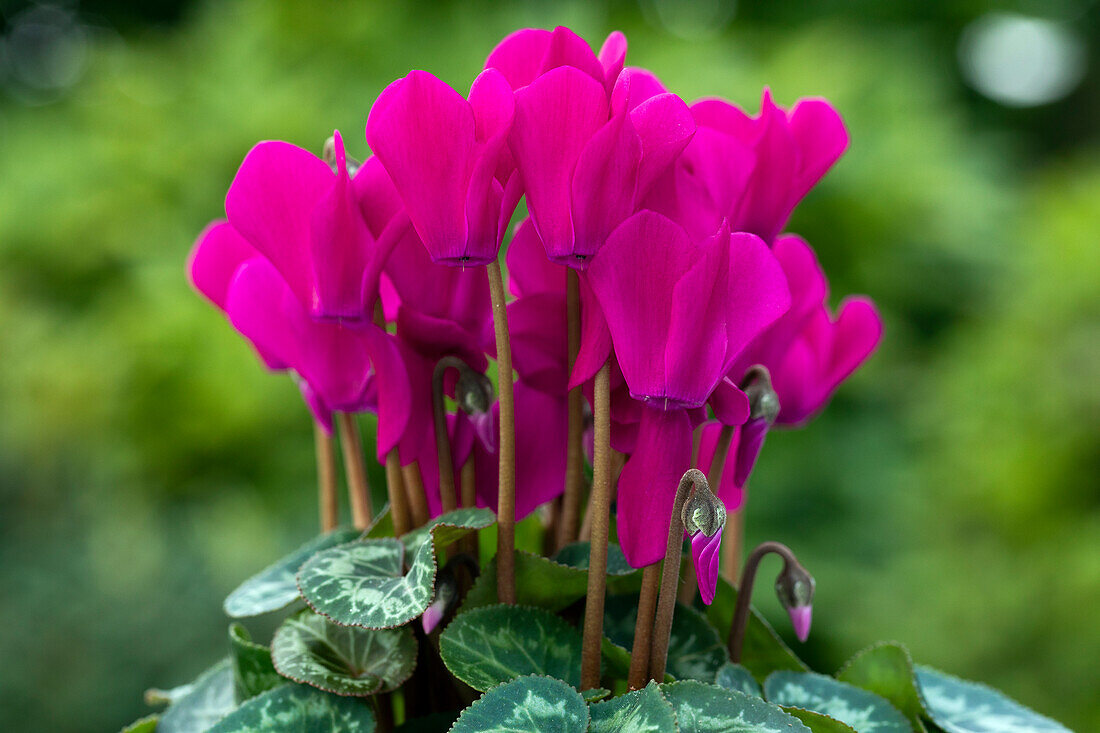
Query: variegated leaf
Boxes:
[
  {"xmin": 783, "ymin": 707, "xmax": 858, "ymax": 733},
  {"xmin": 603, "ymin": 593, "xmax": 728, "ymax": 682},
  {"xmin": 583, "ymin": 687, "xmax": 612, "ymax": 702},
  {"xmin": 157, "ymin": 659, "xmax": 237, "ymax": 733},
  {"xmin": 439, "ymin": 605, "xmax": 582, "ymax": 691},
  {"xmin": 450, "ymin": 675, "xmax": 589, "ymax": 732},
  {"xmin": 298, "ymin": 508, "xmax": 494, "ymax": 629},
  {"xmin": 588, "ymin": 681, "xmax": 678, "ymax": 733},
  {"xmin": 837, "ymin": 642, "xmax": 927, "ymax": 732},
  {"xmin": 716, "ymin": 662, "xmax": 763, "ymax": 698},
  {"xmin": 206, "ymin": 684, "xmax": 376, "ymax": 732},
  {"xmin": 271, "ymin": 609, "xmax": 416, "ymax": 696},
  {"xmin": 228, "ymin": 623, "xmax": 281, "ymax": 701},
  {"xmin": 224, "ymin": 527, "xmax": 361, "ymax": 618},
  {"xmin": 765, "ymin": 671, "xmax": 910, "ymax": 733},
  {"xmin": 915, "ymin": 666, "xmax": 1070, "ymax": 733},
  {"xmin": 661, "ymin": 680, "xmax": 811, "ymax": 732}
]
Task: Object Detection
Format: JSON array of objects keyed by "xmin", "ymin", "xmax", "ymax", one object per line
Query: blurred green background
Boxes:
[{"xmin": 0, "ymin": 0, "xmax": 1097, "ymax": 730}]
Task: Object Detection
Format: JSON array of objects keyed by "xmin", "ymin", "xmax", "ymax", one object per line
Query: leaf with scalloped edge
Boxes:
[
  {"xmin": 461, "ymin": 551, "xmax": 589, "ymax": 612},
  {"xmin": 915, "ymin": 666, "xmax": 1071, "ymax": 733},
  {"xmin": 715, "ymin": 662, "xmax": 763, "ymax": 698},
  {"xmin": 206, "ymin": 683, "xmax": 376, "ymax": 732},
  {"xmin": 271, "ymin": 609, "xmax": 417, "ymax": 696},
  {"xmin": 705, "ymin": 576, "xmax": 808, "ymax": 681},
  {"xmin": 439, "ymin": 605, "xmax": 582, "ymax": 691},
  {"xmin": 224, "ymin": 527, "xmax": 361, "ymax": 618},
  {"xmin": 588, "ymin": 681, "xmax": 678, "ymax": 733},
  {"xmin": 765, "ymin": 671, "xmax": 910, "ymax": 733},
  {"xmin": 837, "ymin": 642, "xmax": 927, "ymax": 732},
  {"xmin": 449, "ymin": 675, "xmax": 589, "ymax": 733},
  {"xmin": 553, "ymin": 542, "xmax": 635, "ymax": 576},
  {"xmin": 298, "ymin": 508, "xmax": 495, "ymax": 629},
  {"xmin": 660, "ymin": 680, "xmax": 811, "ymax": 732},
  {"xmin": 583, "ymin": 687, "xmax": 612, "ymax": 702},
  {"xmin": 228, "ymin": 623, "xmax": 282, "ymax": 701},
  {"xmin": 782, "ymin": 707, "xmax": 858, "ymax": 733},
  {"xmin": 603, "ymin": 593, "xmax": 727, "ymax": 682},
  {"xmin": 157, "ymin": 659, "xmax": 237, "ymax": 733}
]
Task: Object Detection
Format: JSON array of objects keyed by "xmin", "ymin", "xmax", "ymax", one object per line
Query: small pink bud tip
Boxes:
[
  {"xmin": 788, "ymin": 605, "xmax": 812, "ymax": 642},
  {"xmin": 421, "ymin": 604, "xmax": 445, "ymax": 634},
  {"xmin": 470, "ymin": 411, "xmax": 497, "ymax": 453},
  {"xmin": 691, "ymin": 528, "xmax": 723, "ymax": 605}
]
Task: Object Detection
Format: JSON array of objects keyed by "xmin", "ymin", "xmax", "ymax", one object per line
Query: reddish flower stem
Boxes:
[
  {"xmin": 728, "ymin": 541, "xmax": 799, "ymax": 662},
  {"xmin": 314, "ymin": 421, "xmax": 339, "ymax": 532},
  {"xmin": 580, "ymin": 359, "xmax": 612, "ymax": 690},
  {"xmin": 628, "ymin": 563, "xmax": 661, "ymax": 690},
  {"xmin": 402, "ymin": 460, "xmax": 430, "ymax": 528},
  {"xmin": 459, "ymin": 455, "xmax": 478, "ymax": 558},
  {"xmin": 486, "ymin": 260, "xmax": 517, "ymax": 604},
  {"xmin": 557, "ymin": 269, "xmax": 584, "ymax": 551},
  {"xmin": 385, "ymin": 449, "xmax": 411, "ymax": 536},
  {"xmin": 336, "ymin": 412, "xmax": 372, "ymax": 529},
  {"xmin": 432, "ymin": 356, "xmax": 467, "ymax": 515}
]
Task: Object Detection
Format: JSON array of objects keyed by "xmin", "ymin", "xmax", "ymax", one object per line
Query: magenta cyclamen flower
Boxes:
[
  {"xmin": 224, "ymin": 131, "xmax": 405, "ymax": 323},
  {"xmin": 366, "ymin": 69, "xmax": 520, "ymax": 265}
]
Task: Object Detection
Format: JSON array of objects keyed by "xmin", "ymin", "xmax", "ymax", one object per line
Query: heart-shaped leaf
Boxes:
[
  {"xmin": 224, "ymin": 527, "xmax": 361, "ymax": 618},
  {"xmin": 782, "ymin": 707, "xmax": 858, "ymax": 733},
  {"xmin": 765, "ymin": 671, "xmax": 910, "ymax": 733},
  {"xmin": 715, "ymin": 662, "xmax": 763, "ymax": 698},
  {"xmin": 588, "ymin": 681, "xmax": 677, "ymax": 733},
  {"xmin": 915, "ymin": 666, "xmax": 1070, "ymax": 733},
  {"xmin": 603, "ymin": 594, "xmax": 728, "ymax": 682},
  {"xmin": 660, "ymin": 680, "xmax": 811, "ymax": 732},
  {"xmin": 228, "ymin": 623, "xmax": 282, "ymax": 701},
  {"xmin": 206, "ymin": 684, "xmax": 376, "ymax": 732},
  {"xmin": 450, "ymin": 675, "xmax": 589, "ymax": 732},
  {"xmin": 271, "ymin": 609, "xmax": 417, "ymax": 696},
  {"xmin": 704, "ymin": 576, "xmax": 807, "ymax": 681},
  {"xmin": 553, "ymin": 542, "xmax": 635, "ymax": 576},
  {"xmin": 157, "ymin": 659, "xmax": 237, "ymax": 733},
  {"xmin": 439, "ymin": 604, "xmax": 582, "ymax": 691},
  {"xmin": 837, "ymin": 642, "xmax": 927, "ymax": 732},
  {"xmin": 298, "ymin": 508, "xmax": 494, "ymax": 629}
]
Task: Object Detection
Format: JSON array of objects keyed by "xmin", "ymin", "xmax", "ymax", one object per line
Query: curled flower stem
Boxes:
[
  {"xmin": 628, "ymin": 564, "xmax": 661, "ymax": 690},
  {"xmin": 402, "ymin": 460, "xmax": 430, "ymax": 528},
  {"xmin": 649, "ymin": 468, "xmax": 709, "ymax": 682},
  {"xmin": 728, "ymin": 541, "xmax": 802, "ymax": 662},
  {"xmin": 432, "ymin": 356, "xmax": 468, "ymax": 515},
  {"xmin": 557, "ymin": 269, "xmax": 584, "ymax": 551},
  {"xmin": 336, "ymin": 412, "xmax": 372, "ymax": 529},
  {"xmin": 580, "ymin": 359, "xmax": 612, "ymax": 690},
  {"xmin": 385, "ymin": 449, "xmax": 410, "ymax": 536},
  {"xmin": 486, "ymin": 261, "xmax": 517, "ymax": 604},
  {"xmin": 314, "ymin": 421, "xmax": 339, "ymax": 532}
]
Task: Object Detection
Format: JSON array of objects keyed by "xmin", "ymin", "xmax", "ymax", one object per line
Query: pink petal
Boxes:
[
  {"xmin": 695, "ymin": 421, "xmax": 744, "ymax": 512},
  {"xmin": 188, "ymin": 220, "xmax": 257, "ymax": 311},
  {"xmin": 731, "ymin": 89, "xmax": 799, "ymax": 242},
  {"xmin": 485, "ymin": 28, "xmax": 552, "ymax": 89},
  {"xmin": 629, "ymin": 91, "xmax": 696, "ymax": 196},
  {"xmin": 507, "ymin": 292, "xmax": 569, "ymax": 395},
  {"xmin": 707, "ymin": 378, "xmax": 750, "ymax": 426},
  {"xmin": 826, "ymin": 297, "xmax": 883, "ymax": 388},
  {"xmin": 616, "ymin": 406, "xmax": 693, "ymax": 568},
  {"xmin": 568, "ymin": 276, "xmax": 612, "ymax": 389},
  {"xmin": 596, "ymin": 31, "xmax": 628, "ymax": 95},
  {"xmin": 610, "ymin": 67, "xmax": 668, "ymax": 116},
  {"xmin": 469, "ymin": 411, "xmax": 497, "ymax": 454},
  {"xmin": 723, "ymin": 231, "xmax": 791, "ymax": 369},
  {"xmin": 421, "ymin": 599, "xmax": 446, "ymax": 634},
  {"xmin": 352, "ymin": 155, "xmax": 405, "ymax": 238},
  {"xmin": 225, "ymin": 257, "xmax": 300, "ymax": 371},
  {"xmin": 224, "ymin": 141, "xmax": 332, "ymax": 310},
  {"xmin": 510, "ymin": 66, "xmax": 609, "ymax": 264},
  {"xmin": 465, "ymin": 69, "xmax": 517, "ymax": 262},
  {"xmin": 691, "ymin": 526, "xmax": 724, "ymax": 605},
  {"xmin": 360, "ymin": 325, "xmax": 412, "ymax": 461},
  {"xmin": 787, "ymin": 97, "xmax": 848, "ymax": 202},
  {"xmin": 788, "ymin": 605, "xmax": 813, "ymax": 642},
  {"xmin": 505, "ymin": 217, "xmax": 567, "ymax": 298},
  {"xmin": 541, "ymin": 26, "xmax": 606, "ymax": 87},
  {"xmin": 366, "ymin": 71, "xmax": 476, "ymax": 264},
  {"xmin": 569, "ymin": 113, "xmax": 642, "ymax": 262},
  {"xmin": 732, "ymin": 416, "xmax": 769, "ymax": 488}
]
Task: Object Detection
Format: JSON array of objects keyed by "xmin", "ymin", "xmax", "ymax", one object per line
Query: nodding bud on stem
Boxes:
[
  {"xmin": 775, "ymin": 559, "xmax": 815, "ymax": 642},
  {"xmin": 741, "ymin": 365, "xmax": 780, "ymax": 424},
  {"xmin": 421, "ymin": 565, "xmax": 459, "ymax": 634},
  {"xmin": 455, "ymin": 368, "xmax": 494, "ymax": 416},
  {"xmin": 681, "ymin": 472, "xmax": 726, "ymax": 537}
]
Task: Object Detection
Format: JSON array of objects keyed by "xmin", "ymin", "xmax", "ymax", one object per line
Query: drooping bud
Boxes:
[
  {"xmin": 741, "ymin": 365, "xmax": 780, "ymax": 424},
  {"xmin": 421, "ymin": 566, "xmax": 458, "ymax": 634},
  {"xmin": 681, "ymin": 472, "xmax": 726, "ymax": 537},
  {"xmin": 775, "ymin": 558, "xmax": 815, "ymax": 642},
  {"xmin": 455, "ymin": 367, "xmax": 496, "ymax": 452}
]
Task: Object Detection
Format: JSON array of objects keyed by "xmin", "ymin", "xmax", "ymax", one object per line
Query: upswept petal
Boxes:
[
  {"xmin": 596, "ymin": 31, "xmax": 628, "ymax": 94},
  {"xmin": 352, "ymin": 155, "xmax": 404, "ymax": 238},
  {"xmin": 629, "ymin": 91, "xmax": 696, "ymax": 196},
  {"xmin": 732, "ymin": 416, "xmax": 769, "ymax": 488},
  {"xmin": 691, "ymin": 526, "xmax": 724, "ymax": 605},
  {"xmin": 485, "ymin": 28, "xmax": 553, "ymax": 89},
  {"xmin": 616, "ymin": 406, "xmax": 693, "ymax": 568},
  {"xmin": 224, "ymin": 140, "xmax": 332, "ymax": 309},
  {"xmin": 224, "ymin": 257, "xmax": 299, "ymax": 372},
  {"xmin": 569, "ymin": 276, "xmax": 612, "ymax": 389},
  {"xmin": 722, "ymin": 231, "xmax": 791, "ymax": 371},
  {"xmin": 540, "ymin": 25, "xmax": 607, "ymax": 87},
  {"xmin": 569, "ymin": 113, "xmax": 642, "ymax": 263},
  {"xmin": 188, "ymin": 220, "xmax": 257, "ymax": 311},
  {"xmin": 505, "ymin": 217, "xmax": 567, "ymax": 298},
  {"xmin": 707, "ymin": 377, "xmax": 750, "ymax": 426},
  {"xmin": 730, "ymin": 90, "xmax": 799, "ymax": 241},
  {"xmin": 787, "ymin": 97, "xmax": 848, "ymax": 202},
  {"xmin": 510, "ymin": 65, "xmax": 609, "ymax": 263},
  {"xmin": 610, "ymin": 67, "xmax": 669, "ymax": 116},
  {"xmin": 366, "ymin": 70, "xmax": 476, "ymax": 263},
  {"xmin": 360, "ymin": 325, "xmax": 412, "ymax": 460},
  {"xmin": 507, "ymin": 292, "xmax": 569, "ymax": 395}
]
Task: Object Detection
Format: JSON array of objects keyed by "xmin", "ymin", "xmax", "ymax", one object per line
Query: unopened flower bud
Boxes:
[
  {"xmin": 741, "ymin": 365, "xmax": 780, "ymax": 424},
  {"xmin": 455, "ymin": 369, "xmax": 494, "ymax": 417},
  {"xmin": 775, "ymin": 560, "xmax": 815, "ymax": 642},
  {"xmin": 681, "ymin": 471, "xmax": 726, "ymax": 537},
  {"xmin": 421, "ymin": 568, "xmax": 458, "ymax": 634}
]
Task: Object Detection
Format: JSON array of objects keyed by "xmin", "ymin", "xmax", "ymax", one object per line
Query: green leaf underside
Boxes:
[
  {"xmin": 271, "ymin": 609, "xmax": 417, "ymax": 696},
  {"xmin": 553, "ymin": 542, "xmax": 635, "ymax": 576},
  {"xmin": 119, "ymin": 714, "xmax": 159, "ymax": 733},
  {"xmin": 716, "ymin": 662, "xmax": 764, "ymax": 698},
  {"xmin": 915, "ymin": 666, "xmax": 1071, "ymax": 733},
  {"xmin": 837, "ymin": 642, "xmax": 927, "ymax": 732},
  {"xmin": 224, "ymin": 527, "xmax": 361, "ymax": 618},
  {"xmin": 705, "ymin": 576, "xmax": 808, "ymax": 680},
  {"xmin": 462, "ymin": 551, "xmax": 589, "ymax": 613},
  {"xmin": 783, "ymin": 707, "xmax": 859, "ymax": 733},
  {"xmin": 600, "ymin": 637, "xmax": 634, "ymax": 680},
  {"xmin": 588, "ymin": 681, "xmax": 678, "ymax": 733},
  {"xmin": 603, "ymin": 593, "xmax": 728, "ymax": 682},
  {"xmin": 439, "ymin": 604, "xmax": 583, "ymax": 692},
  {"xmin": 207, "ymin": 683, "xmax": 376, "ymax": 732},
  {"xmin": 157, "ymin": 659, "xmax": 237, "ymax": 733},
  {"xmin": 229, "ymin": 623, "xmax": 282, "ymax": 701},
  {"xmin": 765, "ymin": 671, "xmax": 910, "ymax": 733},
  {"xmin": 298, "ymin": 508, "xmax": 494, "ymax": 629},
  {"xmin": 449, "ymin": 675, "xmax": 589, "ymax": 733},
  {"xmin": 661, "ymin": 680, "xmax": 812, "ymax": 732}
]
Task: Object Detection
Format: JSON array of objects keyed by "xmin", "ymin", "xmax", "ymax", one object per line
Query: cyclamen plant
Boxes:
[{"xmin": 131, "ymin": 25, "xmax": 1071, "ymax": 733}]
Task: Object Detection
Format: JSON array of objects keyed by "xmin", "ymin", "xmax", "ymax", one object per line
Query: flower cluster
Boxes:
[{"xmin": 189, "ymin": 26, "xmax": 882, "ymax": 603}]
